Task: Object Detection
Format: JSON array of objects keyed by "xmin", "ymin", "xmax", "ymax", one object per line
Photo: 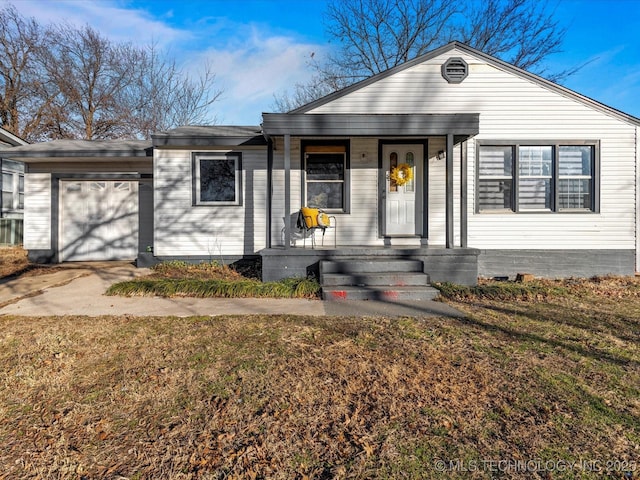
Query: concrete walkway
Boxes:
[{"xmin": 0, "ymin": 263, "xmax": 463, "ymax": 318}]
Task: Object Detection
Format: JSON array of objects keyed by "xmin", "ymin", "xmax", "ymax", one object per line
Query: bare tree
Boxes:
[
  {"xmin": 325, "ymin": 0, "xmax": 457, "ymax": 81},
  {"xmin": 0, "ymin": 4, "xmax": 222, "ymax": 141},
  {"xmin": 0, "ymin": 4, "xmax": 52, "ymax": 140},
  {"xmin": 131, "ymin": 45, "xmax": 221, "ymax": 139},
  {"xmin": 41, "ymin": 26, "xmax": 222, "ymax": 140},
  {"xmin": 274, "ymin": 0, "xmax": 568, "ymax": 111},
  {"xmin": 458, "ymin": 0, "xmax": 567, "ymax": 80},
  {"xmin": 40, "ymin": 24, "xmax": 143, "ymax": 139}
]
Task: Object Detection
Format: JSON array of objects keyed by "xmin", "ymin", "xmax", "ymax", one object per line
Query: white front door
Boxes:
[{"xmin": 382, "ymin": 144, "xmax": 423, "ymax": 236}]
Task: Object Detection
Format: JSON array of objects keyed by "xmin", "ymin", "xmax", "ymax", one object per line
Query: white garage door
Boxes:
[{"xmin": 60, "ymin": 180, "xmax": 138, "ymax": 261}]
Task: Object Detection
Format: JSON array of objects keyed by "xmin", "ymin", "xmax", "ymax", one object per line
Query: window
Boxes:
[
  {"xmin": 1, "ymin": 159, "xmax": 25, "ymax": 213},
  {"xmin": 518, "ymin": 146, "xmax": 552, "ymax": 211},
  {"xmin": 193, "ymin": 152, "xmax": 242, "ymax": 205},
  {"xmin": 302, "ymin": 141, "xmax": 349, "ymax": 212},
  {"xmin": 477, "ymin": 146, "xmax": 513, "ymax": 211},
  {"xmin": 477, "ymin": 142, "xmax": 597, "ymax": 213},
  {"xmin": 558, "ymin": 146, "xmax": 593, "ymax": 210}
]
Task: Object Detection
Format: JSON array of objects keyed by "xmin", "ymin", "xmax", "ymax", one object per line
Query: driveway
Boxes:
[{"xmin": 0, "ymin": 263, "xmax": 463, "ymax": 318}]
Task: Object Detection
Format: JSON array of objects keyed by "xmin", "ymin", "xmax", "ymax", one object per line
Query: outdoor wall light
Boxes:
[{"xmin": 437, "ymin": 150, "xmax": 445, "ymax": 160}]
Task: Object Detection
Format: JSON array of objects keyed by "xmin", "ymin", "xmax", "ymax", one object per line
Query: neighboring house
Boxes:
[
  {"xmin": 5, "ymin": 42, "xmax": 640, "ymax": 288},
  {"xmin": 0, "ymin": 127, "xmax": 28, "ymax": 244}
]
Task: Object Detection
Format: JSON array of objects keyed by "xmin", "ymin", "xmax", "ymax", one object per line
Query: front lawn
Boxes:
[
  {"xmin": 1, "ymin": 276, "xmax": 638, "ymax": 478},
  {"xmin": 0, "ymin": 246, "xmax": 29, "ymax": 278}
]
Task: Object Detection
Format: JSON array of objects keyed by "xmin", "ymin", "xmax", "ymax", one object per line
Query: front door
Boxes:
[{"xmin": 382, "ymin": 144, "xmax": 423, "ymax": 236}]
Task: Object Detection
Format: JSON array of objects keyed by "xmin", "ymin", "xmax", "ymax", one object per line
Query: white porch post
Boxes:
[
  {"xmin": 446, "ymin": 133, "xmax": 454, "ymax": 248},
  {"xmin": 283, "ymin": 133, "xmax": 291, "ymax": 249}
]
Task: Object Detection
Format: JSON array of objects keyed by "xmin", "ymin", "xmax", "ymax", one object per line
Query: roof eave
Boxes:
[
  {"xmin": 262, "ymin": 113, "xmax": 479, "ymax": 136},
  {"xmin": 152, "ymin": 135, "xmax": 267, "ymax": 147}
]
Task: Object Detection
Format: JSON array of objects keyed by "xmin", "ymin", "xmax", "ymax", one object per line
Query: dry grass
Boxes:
[
  {"xmin": 0, "ymin": 246, "xmax": 66, "ymax": 279},
  {"xmin": 1, "ymin": 277, "xmax": 639, "ymax": 480},
  {"xmin": 0, "ymin": 246, "xmax": 29, "ymax": 278},
  {"xmin": 148, "ymin": 260, "xmax": 248, "ymax": 281}
]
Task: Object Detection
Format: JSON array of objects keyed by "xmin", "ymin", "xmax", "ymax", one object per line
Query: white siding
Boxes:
[
  {"xmin": 271, "ymin": 137, "xmax": 381, "ymax": 247},
  {"xmin": 308, "ymin": 48, "xmax": 638, "ymax": 251},
  {"xmin": 427, "ymin": 137, "xmax": 445, "ymax": 245},
  {"xmin": 154, "ymin": 147, "xmax": 268, "ymax": 257},
  {"xmin": 24, "ymin": 173, "xmax": 51, "ymax": 249}
]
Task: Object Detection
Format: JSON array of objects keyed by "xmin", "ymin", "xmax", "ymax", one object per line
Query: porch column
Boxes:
[
  {"xmin": 283, "ymin": 134, "xmax": 291, "ymax": 249},
  {"xmin": 460, "ymin": 139, "xmax": 468, "ymax": 248},
  {"xmin": 446, "ymin": 133, "xmax": 454, "ymax": 248}
]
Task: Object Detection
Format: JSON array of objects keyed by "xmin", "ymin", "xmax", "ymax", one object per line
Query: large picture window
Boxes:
[
  {"xmin": 477, "ymin": 142, "xmax": 597, "ymax": 213},
  {"xmin": 302, "ymin": 141, "xmax": 350, "ymax": 212},
  {"xmin": 193, "ymin": 152, "xmax": 242, "ymax": 205}
]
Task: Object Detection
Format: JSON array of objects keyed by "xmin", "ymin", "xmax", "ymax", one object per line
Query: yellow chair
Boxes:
[{"xmin": 297, "ymin": 207, "xmax": 337, "ymax": 248}]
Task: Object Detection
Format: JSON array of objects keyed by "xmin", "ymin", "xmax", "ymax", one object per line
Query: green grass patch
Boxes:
[
  {"xmin": 107, "ymin": 259, "xmax": 319, "ymax": 298},
  {"xmin": 106, "ymin": 276, "xmax": 320, "ymax": 298}
]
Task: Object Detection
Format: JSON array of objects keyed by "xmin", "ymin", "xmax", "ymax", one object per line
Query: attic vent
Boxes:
[{"xmin": 442, "ymin": 57, "xmax": 468, "ymax": 84}]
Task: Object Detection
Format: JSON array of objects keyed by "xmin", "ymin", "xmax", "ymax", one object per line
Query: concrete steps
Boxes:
[{"xmin": 320, "ymin": 259, "xmax": 440, "ymax": 301}]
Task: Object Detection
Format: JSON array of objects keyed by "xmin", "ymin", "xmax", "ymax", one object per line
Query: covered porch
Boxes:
[{"xmin": 259, "ymin": 113, "xmax": 480, "ymax": 287}]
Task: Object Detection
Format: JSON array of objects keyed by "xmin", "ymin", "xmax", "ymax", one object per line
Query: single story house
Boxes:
[{"xmin": 6, "ymin": 42, "xmax": 640, "ymax": 291}]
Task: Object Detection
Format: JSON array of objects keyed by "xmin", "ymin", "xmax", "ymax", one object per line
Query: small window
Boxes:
[
  {"xmin": 302, "ymin": 141, "xmax": 350, "ymax": 212},
  {"xmin": 193, "ymin": 152, "xmax": 242, "ymax": 206}
]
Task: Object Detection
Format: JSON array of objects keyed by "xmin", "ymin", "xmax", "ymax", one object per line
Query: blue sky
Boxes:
[{"xmin": 6, "ymin": 0, "xmax": 640, "ymax": 124}]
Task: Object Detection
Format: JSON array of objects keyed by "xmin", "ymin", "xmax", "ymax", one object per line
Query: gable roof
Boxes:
[{"xmin": 291, "ymin": 41, "xmax": 640, "ymax": 127}]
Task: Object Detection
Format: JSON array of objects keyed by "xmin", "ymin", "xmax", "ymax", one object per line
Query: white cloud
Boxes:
[
  {"xmin": 184, "ymin": 27, "xmax": 325, "ymax": 124},
  {"xmin": 6, "ymin": 0, "xmax": 189, "ymax": 49},
  {"xmin": 5, "ymin": 0, "xmax": 325, "ymax": 124}
]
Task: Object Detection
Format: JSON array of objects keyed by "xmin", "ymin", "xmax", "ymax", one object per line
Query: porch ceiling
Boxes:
[{"xmin": 261, "ymin": 113, "xmax": 479, "ymax": 137}]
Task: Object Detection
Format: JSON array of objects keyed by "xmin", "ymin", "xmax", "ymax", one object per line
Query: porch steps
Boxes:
[{"xmin": 320, "ymin": 259, "xmax": 440, "ymax": 301}]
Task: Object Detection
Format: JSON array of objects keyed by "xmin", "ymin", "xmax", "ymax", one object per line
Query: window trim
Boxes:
[
  {"xmin": 192, "ymin": 151, "xmax": 243, "ymax": 206},
  {"xmin": 475, "ymin": 140, "xmax": 600, "ymax": 214},
  {"xmin": 300, "ymin": 139, "xmax": 350, "ymax": 213}
]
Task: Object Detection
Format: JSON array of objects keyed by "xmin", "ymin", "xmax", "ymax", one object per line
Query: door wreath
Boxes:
[{"xmin": 390, "ymin": 163, "xmax": 413, "ymax": 186}]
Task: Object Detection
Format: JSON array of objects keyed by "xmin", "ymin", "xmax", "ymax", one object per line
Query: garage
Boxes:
[{"xmin": 60, "ymin": 180, "xmax": 139, "ymax": 261}]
